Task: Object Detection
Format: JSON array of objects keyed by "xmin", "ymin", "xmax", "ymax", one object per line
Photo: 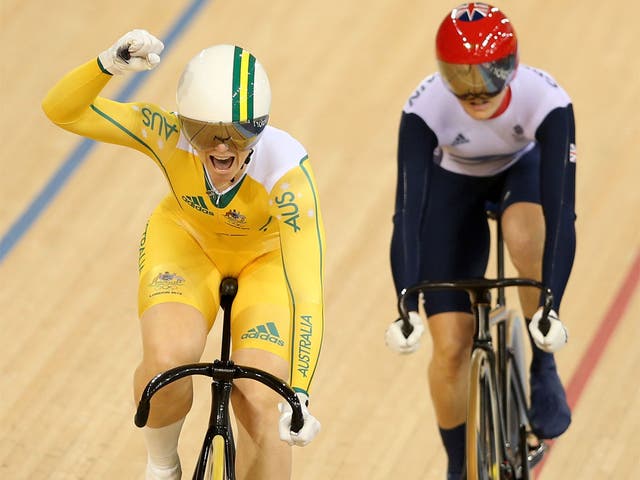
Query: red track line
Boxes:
[{"xmin": 536, "ymin": 248, "xmax": 640, "ymax": 476}]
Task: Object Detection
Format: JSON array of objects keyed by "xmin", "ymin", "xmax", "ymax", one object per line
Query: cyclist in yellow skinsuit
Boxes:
[{"xmin": 42, "ymin": 29, "xmax": 324, "ymax": 480}]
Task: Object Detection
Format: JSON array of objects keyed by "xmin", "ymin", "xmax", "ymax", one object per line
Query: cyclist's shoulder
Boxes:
[
  {"xmin": 255, "ymin": 126, "xmax": 308, "ymax": 166},
  {"xmin": 512, "ymin": 65, "xmax": 572, "ymax": 105},
  {"xmin": 260, "ymin": 125, "xmax": 306, "ymax": 150},
  {"xmin": 247, "ymin": 126, "xmax": 310, "ymax": 190},
  {"xmin": 403, "ymin": 72, "xmax": 454, "ymax": 114}
]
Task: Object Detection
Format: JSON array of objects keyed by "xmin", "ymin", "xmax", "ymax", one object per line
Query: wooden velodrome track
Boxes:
[{"xmin": 1, "ymin": 0, "xmax": 639, "ymax": 478}]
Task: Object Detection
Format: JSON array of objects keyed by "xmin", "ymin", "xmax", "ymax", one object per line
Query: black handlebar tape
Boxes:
[
  {"xmin": 116, "ymin": 45, "xmax": 131, "ymax": 62},
  {"xmin": 134, "ymin": 401, "xmax": 150, "ymax": 428},
  {"xmin": 290, "ymin": 411, "xmax": 304, "ymax": 433},
  {"xmin": 539, "ymin": 310, "xmax": 551, "ymax": 336},
  {"xmin": 401, "ymin": 317, "xmax": 414, "ymax": 338},
  {"xmin": 291, "ymin": 409, "xmax": 304, "ymax": 433}
]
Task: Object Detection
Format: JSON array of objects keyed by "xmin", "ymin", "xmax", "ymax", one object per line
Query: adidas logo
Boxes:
[
  {"xmin": 182, "ymin": 195, "xmax": 214, "ymax": 216},
  {"xmin": 452, "ymin": 133, "xmax": 470, "ymax": 146},
  {"xmin": 241, "ymin": 322, "xmax": 285, "ymax": 346}
]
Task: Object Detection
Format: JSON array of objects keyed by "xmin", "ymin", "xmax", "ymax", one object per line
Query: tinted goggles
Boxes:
[
  {"xmin": 178, "ymin": 114, "xmax": 269, "ymax": 152},
  {"xmin": 438, "ymin": 54, "xmax": 517, "ymax": 100}
]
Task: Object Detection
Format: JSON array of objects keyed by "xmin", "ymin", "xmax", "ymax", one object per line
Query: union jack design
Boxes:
[{"xmin": 455, "ymin": 2, "xmax": 491, "ymax": 21}]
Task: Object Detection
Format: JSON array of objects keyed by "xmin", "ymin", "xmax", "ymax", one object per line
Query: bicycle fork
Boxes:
[{"xmin": 193, "ymin": 362, "xmax": 237, "ymax": 480}]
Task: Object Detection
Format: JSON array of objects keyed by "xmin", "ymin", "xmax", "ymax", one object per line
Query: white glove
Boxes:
[
  {"xmin": 278, "ymin": 392, "xmax": 321, "ymax": 447},
  {"xmin": 528, "ymin": 307, "xmax": 568, "ymax": 353},
  {"xmin": 385, "ymin": 311, "xmax": 425, "ymax": 354},
  {"xmin": 98, "ymin": 29, "xmax": 164, "ymax": 75}
]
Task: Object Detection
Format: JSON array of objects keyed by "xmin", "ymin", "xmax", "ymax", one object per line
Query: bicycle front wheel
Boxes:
[
  {"xmin": 196, "ymin": 434, "xmax": 226, "ymax": 480},
  {"xmin": 504, "ymin": 311, "xmax": 530, "ymax": 478},
  {"xmin": 467, "ymin": 348, "xmax": 502, "ymax": 480}
]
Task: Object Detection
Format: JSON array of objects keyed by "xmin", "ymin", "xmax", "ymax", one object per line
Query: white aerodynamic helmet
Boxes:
[{"xmin": 176, "ymin": 44, "xmax": 271, "ymax": 151}]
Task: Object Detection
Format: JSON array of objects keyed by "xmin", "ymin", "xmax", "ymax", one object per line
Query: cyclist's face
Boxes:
[
  {"xmin": 456, "ymin": 88, "xmax": 509, "ymax": 120},
  {"xmin": 196, "ymin": 141, "xmax": 252, "ymax": 190}
]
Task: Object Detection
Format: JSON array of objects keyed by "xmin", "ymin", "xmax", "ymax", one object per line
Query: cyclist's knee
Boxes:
[
  {"xmin": 431, "ymin": 341, "xmax": 471, "ymax": 377},
  {"xmin": 230, "ymin": 348, "xmax": 288, "ymax": 435},
  {"xmin": 134, "ymin": 359, "xmax": 194, "ymax": 427},
  {"xmin": 141, "ymin": 350, "xmax": 194, "ymax": 378},
  {"xmin": 231, "ymin": 379, "xmax": 280, "ymax": 437},
  {"xmin": 429, "ymin": 312, "xmax": 473, "ymax": 364}
]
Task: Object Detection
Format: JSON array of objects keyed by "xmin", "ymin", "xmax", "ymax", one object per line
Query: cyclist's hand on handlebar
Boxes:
[
  {"xmin": 385, "ymin": 311, "xmax": 425, "ymax": 354},
  {"xmin": 529, "ymin": 307, "xmax": 568, "ymax": 353},
  {"xmin": 278, "ymin": 392, "xmax": 321, "ymax": 447},
  {"xmin": 98, "ymin": 29, "xmax": 164, "ymax": 75}
]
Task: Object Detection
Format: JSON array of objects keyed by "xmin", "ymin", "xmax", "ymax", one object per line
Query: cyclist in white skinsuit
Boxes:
[{"xmin": 385, "ymin": 4, "xmax": 575, "ymax": 479}]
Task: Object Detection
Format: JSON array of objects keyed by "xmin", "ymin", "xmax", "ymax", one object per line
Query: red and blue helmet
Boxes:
[{"xmin": 436, "ymin": 3, "xmax": 518, "ymax": 99}]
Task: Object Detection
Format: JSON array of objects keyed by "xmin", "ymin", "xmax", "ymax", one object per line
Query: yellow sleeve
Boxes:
[
  {"xmin": 270, "ymin": 158, "xmax": 326, "ymax": 395},
  {"xmin": 42, "ymin": 58, "xmax": 179, "ymax": 160}
]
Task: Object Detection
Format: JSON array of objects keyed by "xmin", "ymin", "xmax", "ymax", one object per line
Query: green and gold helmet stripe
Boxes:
[{"xmin": 232, "ymin": 46, "xmax": 256, "ymax": 122}]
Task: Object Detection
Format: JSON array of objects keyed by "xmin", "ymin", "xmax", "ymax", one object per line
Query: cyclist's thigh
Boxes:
[
  {"xmin": 499, "ymin": 147, "xmax": 544, "ymax": 265},
  {"xmin": 420, "ymin": 165, "xmax": 492, "ymax": 316},
  {"xmin": 502, "ymin": 203, "xmax": 545, "ymax": 268},
  {"xmin": 499, "ymin": 145, "xmax": 541, "ymax": 212},
  {"xmin": 231, "ymin": 249, "xmax": 291, "ymax": 367},
  {"xmin": 139, "ymin": 303, "xmax": 210, "ymax": 363},
  {"xmin": 138, "ymin": 206, "xmax": 221, "ymax": 327}
]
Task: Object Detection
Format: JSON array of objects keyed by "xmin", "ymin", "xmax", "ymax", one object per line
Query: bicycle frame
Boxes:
[
  {"xmin": 399, "ymin": 279, "xmax": 552, "ymax": 479},
  {"xmin": 134, "ymin": 278, "xmax": 304, "ymax": 479},
  {"xmin": 490, "ymin": 214, "xmax": 544, "ymax": 476}
]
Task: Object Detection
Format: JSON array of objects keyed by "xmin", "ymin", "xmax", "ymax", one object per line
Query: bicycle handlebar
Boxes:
[
  {"xmin": 134, "ymin": 363, "xmax": 215, "ymax": 428},
  {"xmin": 397, "ymin": 277, "xmax": 554, "ymax": 335}
]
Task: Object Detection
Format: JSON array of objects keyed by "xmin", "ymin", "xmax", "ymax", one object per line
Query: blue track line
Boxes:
[{"xmin": 0, "ymin": 0, "xmax": 209, "ymax": 264}]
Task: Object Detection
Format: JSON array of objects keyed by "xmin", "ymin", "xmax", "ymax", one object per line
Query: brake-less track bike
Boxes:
[
  {"xmin": 135, "ymin": 277, "xmax": 304, "ymax": 480},
  {"xmin": 397, "ymin": 209, "xmax": 552, "ymax": 479}
]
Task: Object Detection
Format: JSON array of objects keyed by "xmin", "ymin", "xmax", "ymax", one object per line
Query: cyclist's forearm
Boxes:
[{"xmin": 289, "ymin": 302, "xmax": 324, "ymax": 394}]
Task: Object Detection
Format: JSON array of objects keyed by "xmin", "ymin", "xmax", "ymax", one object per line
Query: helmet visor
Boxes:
[
  {"xmin": 178, "ymin": 114, "xmax": 269, "ymax": 152},
  {"xmin": 438, "ymin": 54, "xmax": 517, "ymax": 100}
]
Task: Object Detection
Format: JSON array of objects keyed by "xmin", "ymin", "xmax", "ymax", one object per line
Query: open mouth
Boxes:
[
  {"xmin": 467, "ymin": 98, "xmax": 491, "ymax": 107},
  {"xmin": 210, "ymin": 155, "xmax": 235, "ymax": 171}
]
